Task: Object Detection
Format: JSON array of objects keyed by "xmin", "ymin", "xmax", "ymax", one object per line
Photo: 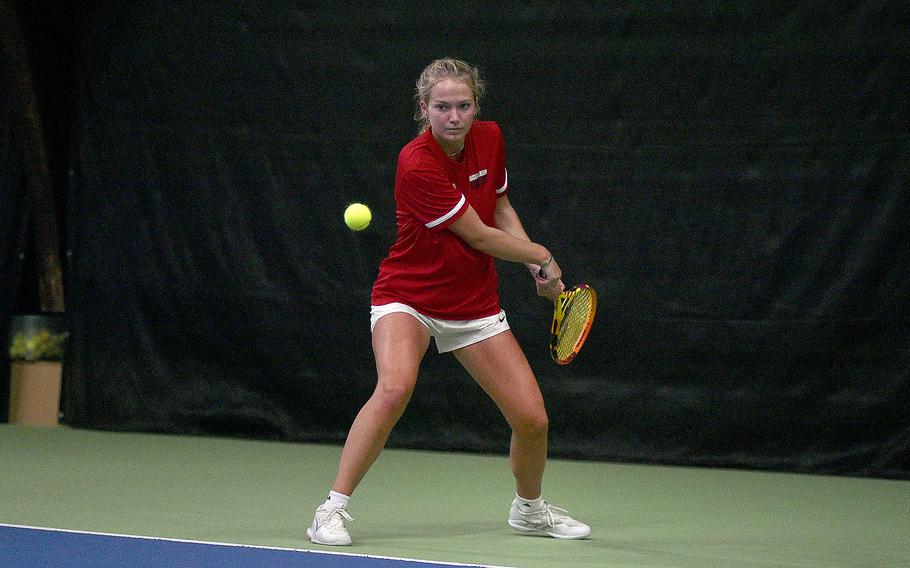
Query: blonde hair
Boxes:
[{"xmin": 414, "ymin": 58, "xmax": 485, "ymax": 133}]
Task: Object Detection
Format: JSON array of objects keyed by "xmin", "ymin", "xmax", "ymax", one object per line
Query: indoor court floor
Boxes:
[{"xmin": 1, "ymin": 425, "xmax": 907, "ymax": 567}]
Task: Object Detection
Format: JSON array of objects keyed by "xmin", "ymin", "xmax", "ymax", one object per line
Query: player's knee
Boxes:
[
  {"xmin": 511, "ymin": 409, "xmax": 549, "ymax": 437},
  {"xmin": 373, "ymin": 381, "xmax": 414, "ymax": 414}
]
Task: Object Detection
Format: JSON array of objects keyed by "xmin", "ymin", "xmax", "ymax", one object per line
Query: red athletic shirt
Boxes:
[{"xmin": 371, "ymin": 121, "xmax": 508, "ymax": 319}]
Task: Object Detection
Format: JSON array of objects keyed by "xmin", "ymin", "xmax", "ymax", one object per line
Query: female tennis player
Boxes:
[{"xmin": 308, "ymin": 58, "xmax": 590, "ymax": 545}]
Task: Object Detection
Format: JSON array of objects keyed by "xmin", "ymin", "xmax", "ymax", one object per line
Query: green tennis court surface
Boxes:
[{"xmin": 1, "ymin": 425, "xmax": 907, "ymax": 567}]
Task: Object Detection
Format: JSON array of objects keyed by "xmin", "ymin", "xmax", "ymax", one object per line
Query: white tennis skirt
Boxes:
[{"xmin": 370, "ymin": 302, "xmax": 510, "ymax": 353}]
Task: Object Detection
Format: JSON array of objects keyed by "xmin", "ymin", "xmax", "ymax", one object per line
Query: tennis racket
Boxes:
[
  {"xmin": 538, "ymin": 263, "xmax": 596, "ymax": 364},
  {"xmin": 547, "ymin": 284, "xmax": 597, "ymax": 364}
]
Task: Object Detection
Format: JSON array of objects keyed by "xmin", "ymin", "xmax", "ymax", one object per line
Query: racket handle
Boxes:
[{"xmin": 537, "ymin": 254, "xmax": 553, "ymax": 279}]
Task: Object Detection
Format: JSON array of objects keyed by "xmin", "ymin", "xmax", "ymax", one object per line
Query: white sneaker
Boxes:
[
  {"xmin": 306, "ymin": 504, "xmax": 353, "ymax": 546},
  {"xmin": 508, "ymin": 498, "xmax": 591, "ymax": 539}
]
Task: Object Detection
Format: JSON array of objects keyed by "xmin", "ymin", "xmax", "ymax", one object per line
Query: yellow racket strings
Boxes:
[{"xmin": 555, "ymin": 289, "xmax": 594, "ymax": 360}]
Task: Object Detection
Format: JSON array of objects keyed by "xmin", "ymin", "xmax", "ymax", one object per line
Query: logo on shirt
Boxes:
[{"xmin": 468, "ymin": 169, "xmax": 488, "ymax": 189}]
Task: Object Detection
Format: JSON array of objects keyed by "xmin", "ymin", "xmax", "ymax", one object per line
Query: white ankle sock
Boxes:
[
  {"xmin": 325, "ymin": 490, "xmax": 350, "ymax": 510},
  {"xmin": 515, "ymin": 493, "xmax": 545, "ymax": 512}
]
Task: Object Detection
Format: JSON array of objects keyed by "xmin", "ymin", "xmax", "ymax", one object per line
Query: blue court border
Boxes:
[{"xmin": 0, "ymin": 524, "xmax": 513, "ymax": 568}]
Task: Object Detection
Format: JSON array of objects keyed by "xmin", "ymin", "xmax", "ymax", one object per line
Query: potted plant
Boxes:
[{"xmin": 8, "ymin": 313, "xmax": 66, "ymax": 426}]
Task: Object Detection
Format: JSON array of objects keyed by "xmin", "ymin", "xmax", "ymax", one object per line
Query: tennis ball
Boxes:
[{"xmin": 344, "ymin": 202, "xmax": 371, "ymax": 231}]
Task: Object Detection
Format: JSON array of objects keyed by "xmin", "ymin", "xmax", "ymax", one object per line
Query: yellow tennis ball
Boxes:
[{"xmin": 344, "ymin": 202, "xmax": 371, "ymax": 231}]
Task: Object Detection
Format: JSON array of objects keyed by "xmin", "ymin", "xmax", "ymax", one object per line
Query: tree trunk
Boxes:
[{"xmin": 0, "ymin": 0, "xmax": 65, "ymax": 313}]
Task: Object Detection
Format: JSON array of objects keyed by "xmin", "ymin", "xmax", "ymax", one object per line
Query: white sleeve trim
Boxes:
[
  {"xmin": 425, "ymin": 194, "xmax": 466, "ymax": 229},
  {"xmin": 496, "ymin": 169, "xmax": 509, "ymax": 194}
]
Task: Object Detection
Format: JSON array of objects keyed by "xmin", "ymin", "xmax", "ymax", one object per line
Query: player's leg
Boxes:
[
  {"xmin": 333, "ymin": 312, "xmax": 430, "ymax": 494},
  {"xmin": 453, "ymin": 330, "xmax": 591, "ymax": 539},
  {"xmin": 453, "ymin": 330, "xmax": 548, "ymax": 497},
  {"xmin": 309, "ymin": 312, "xmax": 430, "ymax": 546}
]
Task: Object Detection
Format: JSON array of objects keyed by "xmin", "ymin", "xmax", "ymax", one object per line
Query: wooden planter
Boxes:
[
  {"xmin": 8, "ymin": 314, "xmax": 66, "ymax": 426},
  {"xmin": 9, "ymin": 360, "xmax": 62, "ymax": 426}
]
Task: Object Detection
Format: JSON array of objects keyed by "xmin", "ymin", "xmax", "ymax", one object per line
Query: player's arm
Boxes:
[
  {"xmin": 494, "ymin": 195, "xmax": 541, "ymax": 268},
  {"xmin": 492, "ymin": 195, "xmax": 565, "ymax": 300},
  {"xmin": 449, "ymin": 204, "xmax": 551, "ymax": 266},
  {"xmin": 448, "ymin": 203, "xmax": 563, "ymax": 295}
]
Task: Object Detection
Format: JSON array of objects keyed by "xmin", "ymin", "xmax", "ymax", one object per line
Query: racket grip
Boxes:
[{"xmin": 537, "ymin": 254, "xmax": 553, "ymax": 279}]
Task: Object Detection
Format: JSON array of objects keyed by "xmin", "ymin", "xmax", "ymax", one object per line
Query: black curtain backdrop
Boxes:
[{"xmin": 50, "ymin": 2, "xmax": 910, "ymax": 478}]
